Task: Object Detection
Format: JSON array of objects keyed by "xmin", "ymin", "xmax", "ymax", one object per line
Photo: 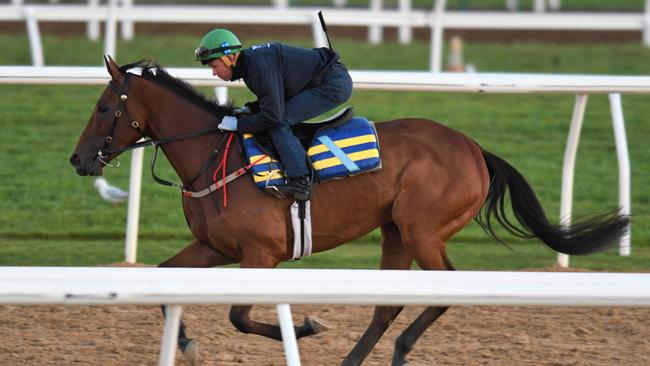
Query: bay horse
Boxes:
[{"xmin": 70, "ymin": 57, "xmax": 629, "ymax": 366}]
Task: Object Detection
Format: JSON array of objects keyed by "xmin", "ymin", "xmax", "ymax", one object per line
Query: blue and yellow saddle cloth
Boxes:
[{"xmin": 242, "ymin": 117, "xmax": 381, "ymax": 190}]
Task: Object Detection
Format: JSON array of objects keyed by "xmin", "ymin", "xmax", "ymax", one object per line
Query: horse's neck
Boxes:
[{"xmin": 137, "ymin": 82, "xmax": 225, "ymax": 187}]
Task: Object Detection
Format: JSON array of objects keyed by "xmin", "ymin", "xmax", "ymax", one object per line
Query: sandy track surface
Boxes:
[{"xmin": 1, "ymin": 301, "xmax": 648, "ymax": 365}]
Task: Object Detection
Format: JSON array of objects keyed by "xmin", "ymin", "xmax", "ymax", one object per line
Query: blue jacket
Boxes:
[{"xmin": 230, "ymin": 42, "xmax": 340, "ymax": 133}]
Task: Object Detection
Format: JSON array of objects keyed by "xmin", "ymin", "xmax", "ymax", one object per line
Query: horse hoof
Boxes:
[
  {"xmin": 305, "ymin": 315, "xmax": 331, "ymax": 334},
  {"xmin": 182, "ymin": 339, "xmax": 199, "ymax": 366}
]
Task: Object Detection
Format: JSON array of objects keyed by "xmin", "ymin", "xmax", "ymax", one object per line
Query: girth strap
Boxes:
[{"xmin": 290, "ymin": 200, "xmax": 312, "ymax": 260}]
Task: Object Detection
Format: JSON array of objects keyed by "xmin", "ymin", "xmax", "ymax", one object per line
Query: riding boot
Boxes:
[{"xmin": 276, "ymin": 175, "xmax": 311, "ymax": 201}]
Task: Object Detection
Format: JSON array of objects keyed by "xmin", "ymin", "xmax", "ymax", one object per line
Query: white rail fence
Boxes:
[
  {"xmin": 2, "ymin": 267, "xmax": 650, "ymax": 366},
  {"xmin": 3, "ymin": 0, "xmax": 650, "ymax": 72},
  {"xmin": 0, "ymin": 66, "xmax": 644, "ymax": 267}
]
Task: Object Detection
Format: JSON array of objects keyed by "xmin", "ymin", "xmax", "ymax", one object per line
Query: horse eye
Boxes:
[{"xmin": 97, "ymin": 105, "xmax": 108, "ymax": 113}]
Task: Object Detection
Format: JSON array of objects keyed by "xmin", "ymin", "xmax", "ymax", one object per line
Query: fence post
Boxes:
[
  {"xmin": 608, "ymin": 93, "xmax": 631, "ymax": 256},
  {"xmin": 557, "ymin": 93, "xmax": 588, "ymax": 268},
  {"xmin": 533, "ymin": 0, "xmax": 545, "ymax": 12},
  {"xmin": 277, "ymin": 304, "xmax": 301, "ymax": 366},
  {"xmin": 369, "ymin": 0, "xmax": 383, "ymax": 44},
  {"xmin": 643, "ymin": 0, "xmax": 650, "ymax": 47},
  {"xmin": 215, "ymin": 86, "xmax": 229, "ymax": 105},
  {"xmin": 121, "ymin": 0, "xmax": 134, "ymax": 40},
  {"xmin": 124, "ymin": 146, "xmax": 144, "ymax": 264},
  {"xmin": 159, "ymin": 305, "xmax": 183, "ymax": 366},
  {"xmin": 398, "ymin": 0, "xmax": 412, "ymax": 44},
  {"xmin": 104, "ymin": 0, "xmax": 118, "ymax": 58},
  {"xmin": 23, "ymin": 6, "xmax": 44, "ymax": 67},
  {"xmin": 548, "ymin": 0, "xmax": 561, "ymax": 11},
  {"xmin": 429, "ymin": 0, "xmax": 447, "ymax": 72},
  {"xmin": 87, "ymin": 0, "xmax": 100, "ymax": 41},
  {"xmin": 273, "ymin": 0, "xmax": 289, "ymax": 9}
]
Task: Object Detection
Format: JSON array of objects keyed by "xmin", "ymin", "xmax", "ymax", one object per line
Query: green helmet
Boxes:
[{"xmin": 194, "ymin": 28, "xmax": 242, "ymax": 64}]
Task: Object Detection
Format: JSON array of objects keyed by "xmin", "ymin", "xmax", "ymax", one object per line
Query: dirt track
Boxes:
[{"xmin": 1, "ymin": 301, "xmax": 649, "ymax": 365}]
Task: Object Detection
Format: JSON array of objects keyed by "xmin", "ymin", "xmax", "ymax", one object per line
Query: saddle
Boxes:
[{"xmin": 240, "ymin": 107, "xmax": 382, "ymax": 193}]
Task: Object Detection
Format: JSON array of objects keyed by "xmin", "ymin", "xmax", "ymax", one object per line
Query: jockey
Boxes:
[{"xmin": 195, "ymin": 28, "xmax": 353, "ymax": 201}]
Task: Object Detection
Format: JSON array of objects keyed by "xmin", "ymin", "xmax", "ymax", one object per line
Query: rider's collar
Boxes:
[{"xmin": 230, "ymin": 50, "xmax": 246, "ymax": 82}]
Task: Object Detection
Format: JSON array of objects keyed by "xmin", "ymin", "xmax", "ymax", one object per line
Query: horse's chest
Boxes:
[
  {"xmin": 182, "ymin": 199, "xmax": 221, "ymax": 242},
  {"xmin": 182, "ymin": 199, "xmax": 248, "ymax": 256}
]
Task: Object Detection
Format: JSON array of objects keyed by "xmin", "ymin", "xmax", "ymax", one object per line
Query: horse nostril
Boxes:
[{"xmin": 69, "ymin": 154, "xmax": 81, "ymax": 168}]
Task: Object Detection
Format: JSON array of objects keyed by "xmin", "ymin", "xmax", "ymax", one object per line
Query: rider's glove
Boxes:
[{"xmin": 218, "ymin": 116, "xmax": 238, "ymax": 131}]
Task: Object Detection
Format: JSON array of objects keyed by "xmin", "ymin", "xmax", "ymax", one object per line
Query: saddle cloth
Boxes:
[{"xmin": 241, "ymin": 116, "xmax": 381, "ymax": 191}]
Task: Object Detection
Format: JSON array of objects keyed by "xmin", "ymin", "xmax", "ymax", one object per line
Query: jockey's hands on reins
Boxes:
[{"xmin": 218, "ymin": 115, "xmax": 238, "ymax": 131}]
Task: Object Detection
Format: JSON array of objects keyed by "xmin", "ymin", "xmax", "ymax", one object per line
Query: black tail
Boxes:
[{"xmin": 476, "ymin": 150, "xmax": 630, "ymax": 255}]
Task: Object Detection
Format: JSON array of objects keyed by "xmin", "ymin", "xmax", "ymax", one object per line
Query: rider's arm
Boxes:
[{"xmin": 236, "ymin": 68, "xmax": 284, "ymax": 134}]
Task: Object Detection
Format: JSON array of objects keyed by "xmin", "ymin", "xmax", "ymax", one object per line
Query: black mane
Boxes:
[{"xmin": 119, "ymin": 60, "xmax": 236, "ymax": 116}]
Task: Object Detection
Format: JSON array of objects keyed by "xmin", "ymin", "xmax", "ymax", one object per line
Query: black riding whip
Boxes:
[{"xmin": 318, "ymin": 11, "xmax": 334, "ymax": 52}]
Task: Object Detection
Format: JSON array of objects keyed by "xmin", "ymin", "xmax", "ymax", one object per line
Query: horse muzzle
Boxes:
[{"xmin": 69, "ymin": 152, "xmax": 103, "ymax": 176}]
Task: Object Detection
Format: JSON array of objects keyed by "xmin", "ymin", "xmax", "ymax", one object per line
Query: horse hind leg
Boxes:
[
  {"xmin": 392, "ymin": 243, "xmax": 454, "ymax": 366},
  {"xmin": 158, "ymin": 240, "xmax": 238, "ymax": 366},
  {"xmin": 388, "ymin": 148, "xmax": 483, "ymax": 365},
  {"xmin": 392, "ymin": 306, "xmax": 449, "ymax": 366},
  {"xmin": 341, "ymin": 222, "xmax": 413, "ymax": 366}
]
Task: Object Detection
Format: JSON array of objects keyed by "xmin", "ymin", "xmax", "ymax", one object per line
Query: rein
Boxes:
[
  {"xmin": 104, "ymin": 128, "xmax": 221, "ymax": 156},
  {"xmin": 101, "ymin": 75, "xmax": 220, "ymax": 157},
  {"xmin": 100, "ymin": 74, "xmax": 266, "ymax": 207}
]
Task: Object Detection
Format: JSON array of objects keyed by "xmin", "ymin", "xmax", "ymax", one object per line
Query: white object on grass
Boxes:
[{"xmin": 94, "ymin": 177, "xmax": 128, "ymax": 205}]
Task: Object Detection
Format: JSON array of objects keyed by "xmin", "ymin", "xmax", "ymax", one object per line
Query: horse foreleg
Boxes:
[
  {"xmin": 159, "ymin": 239, "xmax": 237, "ymax": 268},
  {"xmin": 161, "ymin": 305, "xmax": 198, "ymax": 365},
  {"xmin": 227, "ymin": 252, "xmax": 330, "ymax": 341},
  {"xmin": 159, "ymin": 240, "xmax": 238, "ymax": 366},
  {"xmin": 229, "ymin": 305, "xmax": 329, "ymax": 340},
  {"xmin": 341, "ymin": 222, "xmax": 412, "ymax": 366}
]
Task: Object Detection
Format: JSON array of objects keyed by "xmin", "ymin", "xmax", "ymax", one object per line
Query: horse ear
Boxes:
[{"xmin": 104, "ymin": 55, "xmax": 123, "ymax": 83}]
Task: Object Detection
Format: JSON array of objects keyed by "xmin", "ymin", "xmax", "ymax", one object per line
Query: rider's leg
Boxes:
[
  {"xmin": 269, "ymin": 63, "xmax": 353, "ymax": 199},
  {"xmin": 283, "ymin": 62, "xmax": 353, "ymax": 124}
]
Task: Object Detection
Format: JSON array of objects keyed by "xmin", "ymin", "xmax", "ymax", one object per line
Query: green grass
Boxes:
[
  {"xmin": 4, "ymin": 237, "xmax": 648, "ymax": 272},
  {"xmin": 1, "ymin": 33, "xmax": 649, "ymax": 271}
]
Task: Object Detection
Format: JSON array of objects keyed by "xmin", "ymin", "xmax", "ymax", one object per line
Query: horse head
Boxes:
[{"xmin": 69, "ymin": 56, "xmax": 148, "ymax": 176}]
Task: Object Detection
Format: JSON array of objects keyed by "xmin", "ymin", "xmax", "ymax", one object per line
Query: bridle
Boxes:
[
  {"xmin": 97, "ymin": 75, "xmax": 139, "ymax": 167},
  {"xmin": 99, "ymin": 73, "xmax": 227, "ymax": 191}
]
